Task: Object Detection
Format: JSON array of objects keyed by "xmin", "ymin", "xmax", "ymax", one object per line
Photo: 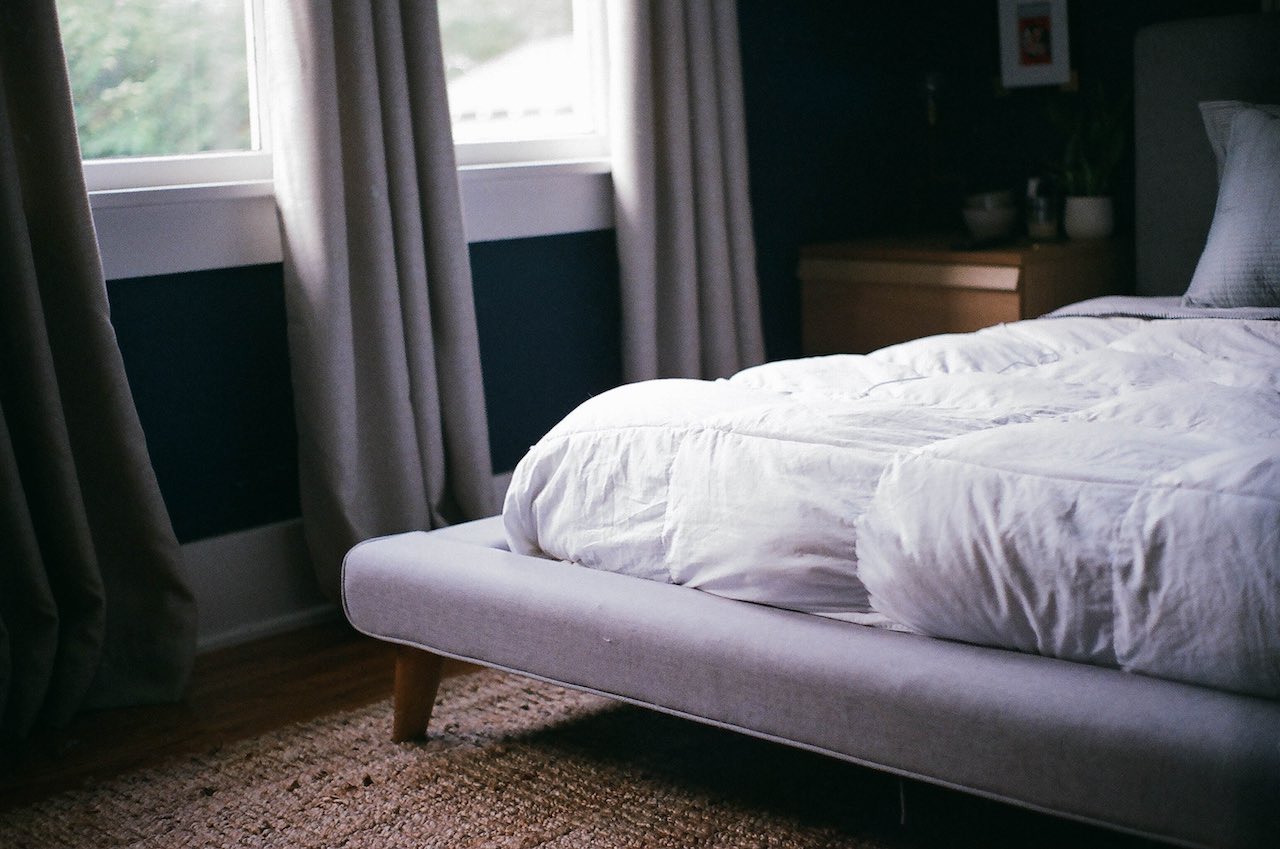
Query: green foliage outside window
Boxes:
[
  {"xmin": 56, "ymin": 0, "xmax": 575, "ymax": 161},
  {"xmin": 56, "ymin": 0, "xmax": 251, "ymax": 160}
]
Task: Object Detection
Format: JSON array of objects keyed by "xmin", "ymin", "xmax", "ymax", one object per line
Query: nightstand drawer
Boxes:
[
  {"xmin": 799, "ymin": 257, "xmax": 1021, "ymax": 292},
  {"xmin": 799, "ymin": 236, "xmax": 1128, "ymax": 355},
  {"xmin": 804, "ymin": 277, "xmax": 1020, "ymax": 355}
]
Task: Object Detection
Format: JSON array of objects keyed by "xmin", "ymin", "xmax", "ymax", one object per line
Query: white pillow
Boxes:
[{"xmin": 1182, "ymin": 103, "xmax": 1280, "ymax": 308}]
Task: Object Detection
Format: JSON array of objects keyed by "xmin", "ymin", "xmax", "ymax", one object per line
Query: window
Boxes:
[
  {"xmin": 440, "ymin": 0, "xmax": 609, "ymax": 166},
  {"xmin": 56, "ymin": 0, "xmax": 270, "ymax": 192},
  {"xmin": 59, "ymin": 0, "xmax": 605, "ymax": 187}
]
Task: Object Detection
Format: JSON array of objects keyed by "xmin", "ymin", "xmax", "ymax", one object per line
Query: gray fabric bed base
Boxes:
[{"xmin": 343, "ymin": 517, "xmax": 1280, "ymax": 849}]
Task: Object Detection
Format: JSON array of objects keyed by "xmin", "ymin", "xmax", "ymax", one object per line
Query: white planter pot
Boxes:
[{"xmin": 1063, "ymin": 196, "xmax": 1114, "ymax": 239}]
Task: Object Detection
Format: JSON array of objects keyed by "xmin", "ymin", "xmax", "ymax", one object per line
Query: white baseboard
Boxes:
[
  {"xmin": 196, "ymin": 604, "xmax": 340, "ymax": 654},
  {"xmin": 180, "ymin": 518, "xmax": 334, "ymax": 653},
  {"xmin": 183, "ymin": 473, "xmax": 512, "ymax": 653}
]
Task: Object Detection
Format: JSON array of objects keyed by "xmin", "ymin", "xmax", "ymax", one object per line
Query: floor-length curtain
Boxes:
[
  {"xmin": 265, "ymin": 1, "xmax": 496, "ymax": 600},
  {"xmin": 0, "ymin": 1, "xmax": 196, "ymax": 744},
  {"xmin": 610, "ymin": 0, "xmax": 766, "ymax": 383}
]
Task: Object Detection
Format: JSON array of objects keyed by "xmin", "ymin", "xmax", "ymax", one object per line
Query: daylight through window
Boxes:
[
  {"xmin": 440, "ymin": 0, "xmax": 609, "ymax": 164},
  {"xmin": 56, "ymin": 0, "xmax": 258, "ymax": 160},
  {"xmin": 57, "ymin": 0, "xmax": 606, "ymax": 192}
]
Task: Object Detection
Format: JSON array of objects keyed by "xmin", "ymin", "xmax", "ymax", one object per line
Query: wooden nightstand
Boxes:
[{"xmin": 799, "ymin": 235, "xmax": 1130, "ymax": 355}]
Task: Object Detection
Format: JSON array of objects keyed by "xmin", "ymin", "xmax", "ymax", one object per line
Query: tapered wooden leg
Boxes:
[{"xmin": 392, "ymin": 646, "xmax": 445, "ymax": 742}]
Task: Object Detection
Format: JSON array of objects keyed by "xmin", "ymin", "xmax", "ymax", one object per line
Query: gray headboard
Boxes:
[{"xmin": 1134, "ymin": 13, "xmax": 1280, "ymax": 295}]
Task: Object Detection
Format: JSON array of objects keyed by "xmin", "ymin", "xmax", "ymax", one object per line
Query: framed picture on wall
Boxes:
[{"xmin": 998, "ymin": 0, "xmax": 1070, "ymax": 87}]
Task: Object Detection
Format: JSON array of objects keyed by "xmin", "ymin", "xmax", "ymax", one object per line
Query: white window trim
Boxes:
[
  {"xmin": 83, "ymin": 151, "xmax": 273, "ymax": 193},
  {"xmin": 90, "ymin": 161, "xmax": 614, "ymax": 280},
  {"xmin": 90, "ymin": 180, "xmax": 279, "ymax": 281},
  {"xmin": 459, "ymin": 158, "xmax": 613, "ymax": 243}
]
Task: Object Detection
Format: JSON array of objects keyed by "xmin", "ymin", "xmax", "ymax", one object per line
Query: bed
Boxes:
[{"xmin": 342, "ymin": 14, "xmax": 1280, "ymax": 849}]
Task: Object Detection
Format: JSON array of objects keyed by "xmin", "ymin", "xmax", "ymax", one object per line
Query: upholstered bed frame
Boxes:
[{"xmin": 343, "ymin": 15, "xmax": 1280, "ymax": 849}]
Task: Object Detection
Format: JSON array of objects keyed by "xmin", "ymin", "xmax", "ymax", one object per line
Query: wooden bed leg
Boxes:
[{"xmin": 392, "ymin": 645, "xmax": 445, "ymax": 742}]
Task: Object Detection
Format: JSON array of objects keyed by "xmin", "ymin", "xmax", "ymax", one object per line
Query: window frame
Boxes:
[
  {"xmin": 447, "ymin": 0, "xmax": 610, "ymax": 166},
  {"xmin": 83, "ymin": 151, "xmax": 273, "ymax": 193},
  {"xmin": 74, "ymin": 0, "xmax": 271, "ymax": 193}
]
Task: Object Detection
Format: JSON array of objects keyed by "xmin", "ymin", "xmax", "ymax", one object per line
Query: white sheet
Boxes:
[
  {"xmin": 504, "ymin": 311, "xmax": 1280, "ymax": 696},
  {"xmin": 1052, "ymin": 294, "xmax": 1280, "ymax": 320}
]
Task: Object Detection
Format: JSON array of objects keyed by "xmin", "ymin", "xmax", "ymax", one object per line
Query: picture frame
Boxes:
[{"xmin": 998, "ymin": 0, "xmax": 1071, "ymax": 88}]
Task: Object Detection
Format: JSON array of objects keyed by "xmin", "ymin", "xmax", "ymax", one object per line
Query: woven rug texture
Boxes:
[{"xmin": 0, "ymin": 669, "xmax": 1156, "ymax": 849}]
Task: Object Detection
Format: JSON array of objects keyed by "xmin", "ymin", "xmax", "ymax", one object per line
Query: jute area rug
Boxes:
[{"xmin": 0, "ymin": 670, "xmax": 1154, "ymax": 849}]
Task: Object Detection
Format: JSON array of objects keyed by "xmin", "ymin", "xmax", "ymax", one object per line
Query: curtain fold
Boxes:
[
  {"xmin": 0, "ymin": 0, "xmax": 196, "ymax": 744},
  {"xmin": 610, "ymin": 0, "xmax": 766, "ymax": 383},
  {"xmin": 266, "ymin": 0, "xmax": 496, "ymax": 600}
]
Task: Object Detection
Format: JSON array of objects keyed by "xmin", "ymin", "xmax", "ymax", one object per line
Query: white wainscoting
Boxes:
[
  {"xmin": 185, "ymin": 472, "xmax": 516, "ymax": 652},
  {"xmin": 180, "ymin": 518, "xmax": 334, "ymax": 653}
]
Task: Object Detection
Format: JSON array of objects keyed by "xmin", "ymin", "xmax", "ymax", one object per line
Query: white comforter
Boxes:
[{"xmin": 503, "ymin": 312, "xmax": 1280, "ymax": 698}]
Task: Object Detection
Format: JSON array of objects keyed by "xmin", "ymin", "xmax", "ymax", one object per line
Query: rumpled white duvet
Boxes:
[{"xmin": 504, "ymin": 310, "xmax": 1280, "ymax": 699}]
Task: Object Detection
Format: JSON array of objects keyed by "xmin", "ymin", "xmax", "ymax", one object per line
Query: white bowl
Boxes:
[{"xmin": 962, "ymin": 206, "xmax": 1016, "ymax": 241}]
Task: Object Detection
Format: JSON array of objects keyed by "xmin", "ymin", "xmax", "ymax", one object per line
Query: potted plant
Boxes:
[{"xmin": 1051, "ymin": 85, "xmax": 1128, "ymax": 239}]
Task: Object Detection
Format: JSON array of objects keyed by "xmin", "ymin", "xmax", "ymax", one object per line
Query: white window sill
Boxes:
[
  {"xmin": 90, "ymin": 160, "xmax": 615, "ymax": 281},
  {"xmin": 459, "ymin": 159, "xmax": 613, "ymax": 243}
]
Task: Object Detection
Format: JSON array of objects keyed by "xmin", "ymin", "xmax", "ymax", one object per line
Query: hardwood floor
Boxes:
[{"xmin": 0, "ymin": 618, "xmax": 473, "ymax": 810}]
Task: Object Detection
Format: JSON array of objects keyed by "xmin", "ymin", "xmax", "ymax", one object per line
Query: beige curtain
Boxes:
[
  {"xmin": 610, "ymin": 0, "xmax": 766, "ymax": 382},
  {"xmin": 265, "ymin": 1, "xmax": 497, "ymax": 599},
  {"xmin": 0, "ymin": 1, "xmax": 196, "ymax": 743}
]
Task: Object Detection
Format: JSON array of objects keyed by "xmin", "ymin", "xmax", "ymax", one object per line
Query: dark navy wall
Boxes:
[
  {"xmin": 109, "ymin": 231, "xmax": 621, "ymax": 543},
  {"xmin": 472, "ymin": 230, "xmax": 622, "ymax": 472},
  {"xmin": 108, "ymin": 265, "xmax": 299, "ymax": 543},
  {"xmin": 738, "ymin": 0, "xmax": 1258, "ymax": 361}
]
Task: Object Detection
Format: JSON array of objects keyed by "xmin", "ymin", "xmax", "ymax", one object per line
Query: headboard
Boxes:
[{"xmin": 1134, "ymin": 13, "xmax": 1280, "ymax": 296}]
